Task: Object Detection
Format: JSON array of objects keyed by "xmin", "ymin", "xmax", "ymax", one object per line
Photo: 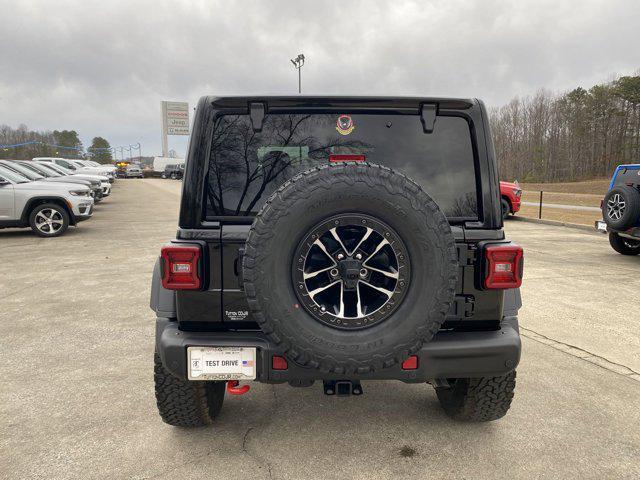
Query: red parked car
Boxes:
[{"xmin": 500, "ymin": 181, "xmax": 522, "ymax": 219}]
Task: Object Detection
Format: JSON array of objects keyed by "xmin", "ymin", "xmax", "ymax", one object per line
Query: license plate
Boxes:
[
  {"xmin": 596, "ymin": 220, "xmax": 607, "ymax": 233},
  {"xmin": 187, "ymin": 346, "xmax": 256, "ymax": 381}
]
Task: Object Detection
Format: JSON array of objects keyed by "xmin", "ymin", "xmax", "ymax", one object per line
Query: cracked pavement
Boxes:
[{"xmin": 1, "ymin": 179, "xmax": 639, "ymax": 479}]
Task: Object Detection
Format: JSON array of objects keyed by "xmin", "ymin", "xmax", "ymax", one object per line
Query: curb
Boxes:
[{"xmin": 508, "ymin": 215, "xmax": 600, "ymax": 233}]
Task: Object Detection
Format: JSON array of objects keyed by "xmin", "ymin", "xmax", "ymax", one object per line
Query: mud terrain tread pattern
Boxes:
[
  {"xmin": 436, "ymin": 371, "xmax": 516, "ymax": 422},
  {"xmin": 243, "ymin": 163, "xmax": 458, "ymax": 373},
  {"xmin": 154, "ymin": 353, "xmax": 224, "ymax": 427}
]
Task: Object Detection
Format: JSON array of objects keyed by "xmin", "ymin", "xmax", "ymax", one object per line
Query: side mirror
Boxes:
[{"xmin": 0, "ymin": 178, "xmax": 10, "ymax": 186}]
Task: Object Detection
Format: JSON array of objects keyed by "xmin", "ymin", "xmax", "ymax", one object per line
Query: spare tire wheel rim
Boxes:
[
  {"xmin": 607, "ymin": 193, "xmax": 625, "ymax": 220},
  {"xmin": 292, "ymin": 214, "xmax": 410, "ymax": 330}
]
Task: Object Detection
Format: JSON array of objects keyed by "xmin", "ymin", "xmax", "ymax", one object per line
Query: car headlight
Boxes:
[
  {"xmin": 69, "ymin": 190, "xmax": 89, "ymax": 196},
  {"xmin": 513, "ymin": 189, "xmax": 522, "ymax": 197}
]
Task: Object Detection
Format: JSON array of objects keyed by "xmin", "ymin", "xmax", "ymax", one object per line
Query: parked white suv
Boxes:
[
  {"xmin": 0, "ymin": 165, "xmax": 93, "ymax": 237},
  {"xmin": 34, "ymin": 157, "xmax": 116, "ymax": 182},
  {"xmin": 33, "ymin": 161, "xmax": 112, "ymax": 197}
]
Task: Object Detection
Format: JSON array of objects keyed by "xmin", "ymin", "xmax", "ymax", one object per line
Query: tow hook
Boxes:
[
  {"xmin": 323, "ymin": 380, "xmax": 363, "ymax": 396},
  {"xmin": 226, "ymin": 380, "xmax": 250, "ymax": 395}
]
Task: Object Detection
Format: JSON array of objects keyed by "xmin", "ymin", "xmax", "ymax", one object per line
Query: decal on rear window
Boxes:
[{"xmin": 336, "ymin": 115, "xmax": 355, "ymax": 135}]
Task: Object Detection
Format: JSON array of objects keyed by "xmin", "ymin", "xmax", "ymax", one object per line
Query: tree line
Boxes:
[
  {"xmin": 3, "ymin": 73, "xmax": 639, "ymax": 176},
  {"xmin": 491, "ymin": 74, "xmax": 640, "ymax": 182},
  {"xmin": 0, "ymin": 124, "xmax": 113, "ymax": 163}
]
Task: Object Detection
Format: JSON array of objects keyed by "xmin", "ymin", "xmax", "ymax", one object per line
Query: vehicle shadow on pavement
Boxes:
[{"xmin": 148, "ymin": 381, "xmax": 501, "ymax": 479}]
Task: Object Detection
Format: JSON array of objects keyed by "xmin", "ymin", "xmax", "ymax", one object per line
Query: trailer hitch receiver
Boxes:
[{"xmin": 323, "ymin": 380, "xmax": 363, "ymax": 396}]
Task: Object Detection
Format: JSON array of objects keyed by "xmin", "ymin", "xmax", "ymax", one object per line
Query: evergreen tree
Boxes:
[{"xmin": 89, "ymin": 137, "xmax": 113, "ymax": 163}]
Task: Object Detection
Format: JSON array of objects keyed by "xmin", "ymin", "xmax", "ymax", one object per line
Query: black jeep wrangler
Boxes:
[
  {"xmin": 162, "ymin": 163, "xmax": 184, "ymax": 180},
  {"xmin": 151, "ymin": 96, "xmax": 523, "ymax": 427}
]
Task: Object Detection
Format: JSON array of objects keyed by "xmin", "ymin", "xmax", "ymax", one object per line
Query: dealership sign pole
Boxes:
[{"xmin": 161, "ymin": 101, "xmax": 190, "ymax": 157}]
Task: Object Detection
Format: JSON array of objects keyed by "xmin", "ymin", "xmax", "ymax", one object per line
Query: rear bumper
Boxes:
[{"xmin": 156, "ymin": 317, "xmax": 521, "ymax": 383}]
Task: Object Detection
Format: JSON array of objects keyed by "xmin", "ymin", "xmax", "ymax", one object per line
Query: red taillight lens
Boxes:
[
  {"xmin": 484, "ymin": 244, "xmax": 523, "ymax": 289},
  {"xmin": 161, "ymin": 245, "xmax": 201, "ymax": 290},
  {"xmin": 401, "ymin": 356, "xmax": 419, "ymax": 370},
  {"xmin": 272, "ymin": 355, "xmax": 288, "ymax": 370},
  {"xmin": 329, "ymin": 154, "xmax": 365, "ymax": 163}
]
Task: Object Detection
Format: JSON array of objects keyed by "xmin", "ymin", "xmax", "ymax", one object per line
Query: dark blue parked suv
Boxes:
[{"xmin": 598, "ymin": 164, "xmax": 640, "ymax": 255}]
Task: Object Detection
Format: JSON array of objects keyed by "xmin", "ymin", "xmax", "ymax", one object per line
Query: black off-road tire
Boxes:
[
  {"xmin": 154, "ymin": 353, "xmax": 225, "ymax": 427},
  {"xmin": 435, "ymin": 371, "xmax": 516, "ymax": 422},
  {"xmin": 609, "ymin": 232, "xmax": 640, "ymax": 255},
  {"xmin": 243, "ymin": 163, "xmax": 458, "ymax": 374},
  {"xmin": 603, "ymin": 185, "xmax": 640, "ymax": 231},
  {"xmin": 501, "ymin": 198, "xmax": 511, "ymax": 220}
]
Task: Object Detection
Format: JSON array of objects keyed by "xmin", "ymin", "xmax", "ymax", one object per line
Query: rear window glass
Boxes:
[
  {"xmin": 613, "ymin": 167, "xmax": 640, "ymax": 186},
  {"xmin": 205, "ymin": 113, "xmax": 478, "ymax": 219}
]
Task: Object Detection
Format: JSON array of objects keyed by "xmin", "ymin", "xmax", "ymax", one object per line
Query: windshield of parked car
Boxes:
[
  {"xmin": 0, "ymin": 162, "xmax": 43, "ymax": 180},
  {"xmin": 31, "ymin": 162, "xmax": 63, "ymax": 177},
  {"xmin": 205, "ymin": 113, "xmax": 478, "ymax": 220},
  {"xmin": 16, "ymin": 162, "xmax": 51, "ymax": 177},
  {"xmin": 0, "ymin": 165, "xmax": 31, "ymax": 183},
  {"xmin": 42, "ymin": 163, "xmax": 71, "ymax": 175}
]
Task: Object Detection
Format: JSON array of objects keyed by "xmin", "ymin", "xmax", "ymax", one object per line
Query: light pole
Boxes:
[
  {"xmin": 290, "ymin": 53, "xmax": 305, "ymax": 94},
  {"xmin": 130, "ymin": 143, "xmax": 141, "ymax": 163}
]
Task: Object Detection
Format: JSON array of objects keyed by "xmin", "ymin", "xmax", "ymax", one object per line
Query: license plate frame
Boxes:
[
  {"xmin": 595, "ymin": 220, "xmax": 607, "ymax": 233},
  {"xmin": 187, "ymin": 346, "xmax": 257, "ymax": 381}
]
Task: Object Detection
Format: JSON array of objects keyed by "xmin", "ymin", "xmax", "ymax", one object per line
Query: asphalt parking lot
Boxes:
[{"xmin": 1, "ymin": 179, "xmax": 639, "ymax": 480}]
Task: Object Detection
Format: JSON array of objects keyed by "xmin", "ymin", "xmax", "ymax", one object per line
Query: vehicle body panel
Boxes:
[
  {"xmin": 500, "ymin": 180, "xmax": 522, "ymax": 214},
  {"xmin": 598, "ymin": 164, "xmax": 640, "ymax": 236},
  {"xmin": 0, "ymin": 168, "xmax": 93, "ymax": 227}
]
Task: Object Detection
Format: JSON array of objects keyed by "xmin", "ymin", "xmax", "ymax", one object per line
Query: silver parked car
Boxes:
[
  {"xmin": 33, "ymin": 161, "xmax": 112, "ymax": 197},
  {"xmin": 12, "ymin": 160, "xmax": 104, "ymax": 201},
  {"xmin": 0, "ymin": 165, "xmax": 93, "ymax": 237}
]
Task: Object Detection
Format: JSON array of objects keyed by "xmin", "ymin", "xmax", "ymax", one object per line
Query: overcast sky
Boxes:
[{"xmin": 1, "ymin": 0, "xmax": 638, "ymax": 158}]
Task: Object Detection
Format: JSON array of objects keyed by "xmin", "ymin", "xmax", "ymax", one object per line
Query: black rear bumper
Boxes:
[{"xmin": 155, "ymin": 317, "xmax": 521, "ymax": 383}]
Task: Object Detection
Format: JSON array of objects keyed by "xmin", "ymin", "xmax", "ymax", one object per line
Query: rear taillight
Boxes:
[
  {"xmin": 484, "ymin": 244, "xmax": 523, "ymax": 289},
  {"xmin": 161, "ymin": 245, "xmax": 201, "ymax": 290}
]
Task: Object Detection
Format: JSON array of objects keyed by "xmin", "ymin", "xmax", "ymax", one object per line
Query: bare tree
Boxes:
[{"xmin": 491, "ymin": 74, "xmax": 640, "ymax": 182}]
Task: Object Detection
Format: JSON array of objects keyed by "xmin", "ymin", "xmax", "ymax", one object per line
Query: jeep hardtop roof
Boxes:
[
  {"xmin": 204, "ymin": 95, "xmax": 476, "ymax": 110},
  {"xmin": 179, "ymin": 95, "xmax": 501, "ymax": 230}
]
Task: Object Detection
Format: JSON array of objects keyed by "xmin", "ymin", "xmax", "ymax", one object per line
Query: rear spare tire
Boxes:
[
  {"xmin": 243, "ymin": 163, "xmax": 458, "ymax": 374},
  {"xmin": 603, "ymin": 185, "xmax": 640, "ymax": 231}
]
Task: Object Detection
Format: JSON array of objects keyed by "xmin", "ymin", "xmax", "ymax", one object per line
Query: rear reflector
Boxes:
[
  {"xmin": 401, "ymin": 356, "xmax": 419, "ymax": 370},
  {"xmin": 329, "ymin": 154, "xmax": 365, "ymax": 163},
  {"xmin": 161, "ymin": 245, "xmax": 201, "ymax": 290},
  {"xmin": 272, "ymin": 355, "xmax": 288, "ymax": 370},
  {"xmin": 484, "ymin": 244, "xmax": 523, "ymax": 289}
]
